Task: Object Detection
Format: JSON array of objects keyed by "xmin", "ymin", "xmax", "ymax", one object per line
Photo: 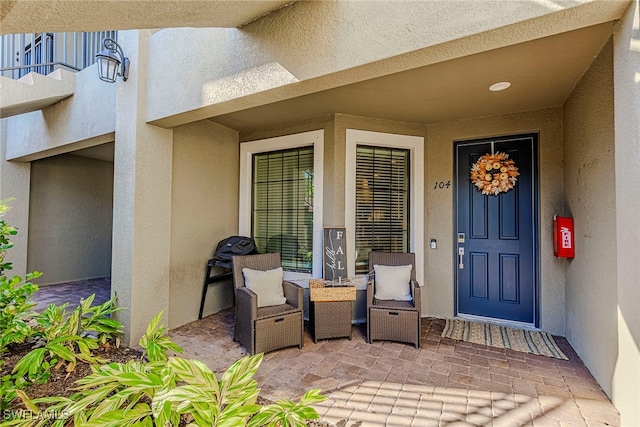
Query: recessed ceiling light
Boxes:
[{"xmin": 489, "ymin": 82, "xmax": 511, "ymax": 92}]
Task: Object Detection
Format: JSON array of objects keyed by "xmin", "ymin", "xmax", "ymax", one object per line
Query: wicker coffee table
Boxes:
[{"xmin": 309, "ymin": 279, "xmax": 356, "ymax": 343}]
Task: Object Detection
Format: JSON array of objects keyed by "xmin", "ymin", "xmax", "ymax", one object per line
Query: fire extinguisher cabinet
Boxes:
[{"xmin": 553, "ymin": 215, "xmax": 575, "ymax": 258}]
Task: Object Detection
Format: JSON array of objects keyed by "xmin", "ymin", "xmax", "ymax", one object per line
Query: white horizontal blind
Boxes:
[
  {"xmin": 355, "ymin": 145, "xmax": 410, "ymax": 273},
  {"xmin": 252, "ymin": 147, "xmax": 314, "ymax": 272}
]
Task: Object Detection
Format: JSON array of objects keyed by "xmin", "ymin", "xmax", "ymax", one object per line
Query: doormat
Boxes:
[{"xmin": 442, "ymin": 319, "xmax": 568, "ymax": 360}]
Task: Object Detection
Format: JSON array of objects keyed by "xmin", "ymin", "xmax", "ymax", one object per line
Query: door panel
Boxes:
[
  {"xmin": 499, "ymin": 188, "xmax": 518, "ymax": 239},
  {"xmin": 499, "ymin": 254, "xmax": 519, "ymax": 303},
  {"xmin": 455, "ymin": 135, "xmax": 537, "ymax": 324},
  {"xmin": 471, "ymin": 190, "xmax": 488, "ymax": 238},
  {"xmin": 470, "ymin": 253, "xmax": 488, "ymax": 298}
]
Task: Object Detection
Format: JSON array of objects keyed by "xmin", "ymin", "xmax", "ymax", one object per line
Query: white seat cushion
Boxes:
[
  {"xmin": 242, "ymin": 267, "xmax": 287, "ymax": 308},
  {"xmin": 373, "ymin": 264, "xmax": 413, "ymax": 301}
]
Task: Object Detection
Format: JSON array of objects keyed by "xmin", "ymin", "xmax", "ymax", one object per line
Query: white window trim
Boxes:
[
  {"xmin": 239, "ymin": 130, "xmax": 324, "ymax": 282},
  {"xmin": 345, "ymin": 129, "xmax": 424, "ymax": 286}
]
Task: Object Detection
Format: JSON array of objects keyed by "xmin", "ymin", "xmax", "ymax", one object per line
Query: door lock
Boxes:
[{"xmin": 458, "ymin": 247, "xmax": 464, "ymax": 269}]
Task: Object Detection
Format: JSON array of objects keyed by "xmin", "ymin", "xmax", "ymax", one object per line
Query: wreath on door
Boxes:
[{"xmin": 470, "ymin": 152, "xmax": 519, "ymax": 195}]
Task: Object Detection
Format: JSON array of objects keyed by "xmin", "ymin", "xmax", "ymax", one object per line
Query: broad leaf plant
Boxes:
[{"xmin": 9, "ymin": 312, "xmax": 327, "ymax": 427}]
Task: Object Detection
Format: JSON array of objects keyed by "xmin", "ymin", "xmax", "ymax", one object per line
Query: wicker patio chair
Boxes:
[
  {"xmin": 367, "ymin": 252, "xmax": 421, "ymax": 348},
  {"xmin": 232, "ymin": 253, "xmax": 304, "ymax": 355}
]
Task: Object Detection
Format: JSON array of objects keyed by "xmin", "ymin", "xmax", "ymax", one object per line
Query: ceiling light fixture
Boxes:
[
  {"xmin": 489, "ymin": 82, "xmax": 511, "ymax": 92},
  {"xmin": 95, "ymin": 38, "xmax": 129, "ymax": 83}
]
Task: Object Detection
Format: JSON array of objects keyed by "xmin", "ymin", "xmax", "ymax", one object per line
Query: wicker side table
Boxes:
[
  {"xmin": 309, "ymin": 279, "xmax": 356, "ymax": 343},
  {"xmin": 310, "ymin": 300, "xmax": 352, "ymax": 343}
]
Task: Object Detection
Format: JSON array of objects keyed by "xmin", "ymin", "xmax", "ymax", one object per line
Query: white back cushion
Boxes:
[
  {"xmin": 373, "ymin": 264, "xmax": 413, "ymax": 301},
  {"xmin": 242, "ymin": 267, "xmax": 286, "ymax": 308}
]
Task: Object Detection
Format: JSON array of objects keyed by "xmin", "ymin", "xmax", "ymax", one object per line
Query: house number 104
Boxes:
[{"xmin": 433, "ymin": 181, "xmax": 451, "ymax": 189}]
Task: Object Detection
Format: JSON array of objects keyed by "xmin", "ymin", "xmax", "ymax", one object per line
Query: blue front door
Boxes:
[{"xmin": 455, "ymin": 134, "xmax": 538, "ymax": 324}]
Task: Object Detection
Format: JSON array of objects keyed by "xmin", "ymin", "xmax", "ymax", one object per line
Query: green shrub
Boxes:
[
  {"xmin": 0, "ymin": 200, "xmax": 42, "ymax": 354},
  {"xmin": 1, "ymin": 199, "xmax": 127, "ymax": 412},
  {"xmin": 12, "ymin": 313, "xmax": 327, "ymax": 427},
  {"xmin": 0, "ymin": 198, "xmax": 17, "ymax": 274},
  {"xmin": 0, "ymin": 372, "xmax": 27, "ymax": 414},
  {"xmin": 0, "ymin": 199, "xmax": 41, "ymax": 412},
  {"xmin": 12, "ymin": 294, "xmax": 124, "ymax": 383},
  {"xmin": 160, "ymin": 355, "xmax": 263, "ymax": 425},
  {"xmin": 0, "ymin": 273, "xmax": 41, "ymax": 354},
  {"xmin": 139, "ymin": 311, "xmax": 184, "ymax": 362},
  {"xmin": 249, "ymin": 389, "xmax": 327, "ymax": 427},
  {"xmin": 9, "ymin": 312, "xmax": 184, "ymax": 426},
  {"xmin": 63, "ymin": 358, "xmax": 179, "ymax": 426}
]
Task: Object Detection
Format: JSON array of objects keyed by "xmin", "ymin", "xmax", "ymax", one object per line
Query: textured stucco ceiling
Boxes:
[
  {"xmin": 70, "ymin": 143, "xmax": 114, "ymax": 162},
  {"xmin": 0, "ymin": 0, "xmax": 293, "ymax": 35},
  {"xmin": 212, "ymin": 22, "xmax": 615, "ymax": 132}
]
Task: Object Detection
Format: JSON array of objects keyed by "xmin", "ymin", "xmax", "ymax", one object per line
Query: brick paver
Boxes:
[
  {"xmin": 31, "ymin": 277, "xmax": 112, "ymax": 311},
  {"xmin": 171, "ymin": 310, "xmax": 619, "ymax": 427},
  {"xmin": 34, "ymin": 280, "xmax": 620, "ymax": 426}
]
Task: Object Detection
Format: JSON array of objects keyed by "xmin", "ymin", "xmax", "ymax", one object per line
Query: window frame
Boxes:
[
  {"xmin": 345, "ymin": 129, "xmax": 424, "ymax": 285},
  {"xmin": 354, "ymin": 145, "xmax": 411, "ymax": 273},
  {"xmin": 239, "ymin": 130, "xmax": 324, "ymax": 281},
  {"xmin": 20, "ymin": 33, "xmax": 54, "ymax": 77}
]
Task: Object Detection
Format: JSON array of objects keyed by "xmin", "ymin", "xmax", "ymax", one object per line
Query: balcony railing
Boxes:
[{"xmin": 0, "ymin": 31, "xmax": 117, "ymax": 79}]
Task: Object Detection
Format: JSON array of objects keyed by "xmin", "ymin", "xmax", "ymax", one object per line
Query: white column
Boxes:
[
  {"xmin": 0, "ymin": 120, "xmax": 31, "ymax": 279},
  {"xmin": 612, "ymin": 1, "xmax": 640, "ymax": 425},
  {"xmin": 111, "ymin": 30, "xmax": 173, "ymax": 346}
]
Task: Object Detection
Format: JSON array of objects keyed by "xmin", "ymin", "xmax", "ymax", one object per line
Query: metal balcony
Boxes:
[{"xmin": 0, "ymin": 31, "xmax": 117, "ymax": 79}]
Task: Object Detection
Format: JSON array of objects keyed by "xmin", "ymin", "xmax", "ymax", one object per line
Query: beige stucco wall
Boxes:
[
  {"xmin": 3, "ymin": 65, "xmax": 115, "ymax": 162},
  {"xmin": 612, "ymin": 1, "xmax": 640, "ymax": 424},
  {"xmin": 0, "ymin": 123, "xmax": 30, "ymax": 279},
  {"xmin": 27, "ymin": 153, "xmax": 113, "ymax": 285},
  {"xmin": 110, "ymin": 31, "xmax": 174, "ymax": 346},
  {"xmin": 427, "ymin": 108, "xmax": 565, "ymax": 335},
  {"xmin": 563, "ymin": 38, "xmax": 618, "ymax": 398},
  {"xmin": 0, "ymin": 69, "xmax": 75, "ymax": 118},
  {"xmin": 168, "ymin": 120, "xmax": 240, "ymax": 328}
]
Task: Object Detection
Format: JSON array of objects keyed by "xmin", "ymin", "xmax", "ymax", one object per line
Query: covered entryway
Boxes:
[
  {"xmin": 454, "ymin": 134, "xmax": 538, "ymax": 325},
  {"xmin": 27, "ymin": 143, "xmax": 114, "ymax": 287}
]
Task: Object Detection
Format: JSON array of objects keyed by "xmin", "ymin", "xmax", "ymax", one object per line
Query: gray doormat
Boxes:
[{"xmin": 442, "ymin": 319, "xmax": 568, "ymax": 360}]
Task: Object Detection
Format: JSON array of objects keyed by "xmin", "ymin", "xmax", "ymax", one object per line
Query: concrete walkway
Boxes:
[{"xmin": 33, "ymin": 279, "xmax": 619, "ymax": 426}]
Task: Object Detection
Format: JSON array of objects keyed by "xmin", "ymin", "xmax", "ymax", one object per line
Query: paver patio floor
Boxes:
[{"xmin": 33, "ymin": 279, "xmax": 620, "ymax": 427}]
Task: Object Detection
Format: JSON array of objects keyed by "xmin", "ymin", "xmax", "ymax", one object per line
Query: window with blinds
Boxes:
[
  {"xmin": 252, "ymin": 147, "xmax": 314, "ymax": 272},
  {"xmin": 355, "ymin": 146, "xmax": 410, "ymax": 273}
]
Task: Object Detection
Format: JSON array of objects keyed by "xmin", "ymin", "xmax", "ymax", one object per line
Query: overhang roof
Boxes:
[
  {"xmin": 213, "ymin": 22, "xmax": 615, "ymax": 132},
  {"xmin": 0, "ymin": 0, "xmax": 293, "ymax": 35}
]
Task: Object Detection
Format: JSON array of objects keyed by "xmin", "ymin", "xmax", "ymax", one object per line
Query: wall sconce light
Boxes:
[{"xmin": 95, "ymin": 38, "xmax": 129, "ymax": 83}]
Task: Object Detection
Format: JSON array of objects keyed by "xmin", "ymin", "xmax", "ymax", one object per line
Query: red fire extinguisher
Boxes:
[{"xmin": 553, "ymin": 215, "xmax": 575, "ymax": 258}]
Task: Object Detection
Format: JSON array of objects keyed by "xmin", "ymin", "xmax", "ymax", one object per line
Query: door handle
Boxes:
[{"xmin": 458, "ymin": 247, "xmax": 464, "ymax": 269}]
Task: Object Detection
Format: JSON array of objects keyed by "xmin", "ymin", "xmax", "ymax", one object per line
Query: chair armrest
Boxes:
[
  {"xmin": 283, "ymin": 280, "xmax": 303, "ymax": 309},
  {"xmin": 410, "ymin": 280, "xmax": 421, "ymax": 313},
  {"xmin": 366, "ymin": 280, "xmax": 375, "ymax": 307},
  {"xmin": 235, "ymin": 287, "xmax": 258, "ymax": 318}
]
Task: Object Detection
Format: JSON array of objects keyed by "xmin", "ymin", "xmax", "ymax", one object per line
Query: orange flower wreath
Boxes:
[{"xmin": 470, "ymin": 152, "xmax": 519, "ymax": 195}]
